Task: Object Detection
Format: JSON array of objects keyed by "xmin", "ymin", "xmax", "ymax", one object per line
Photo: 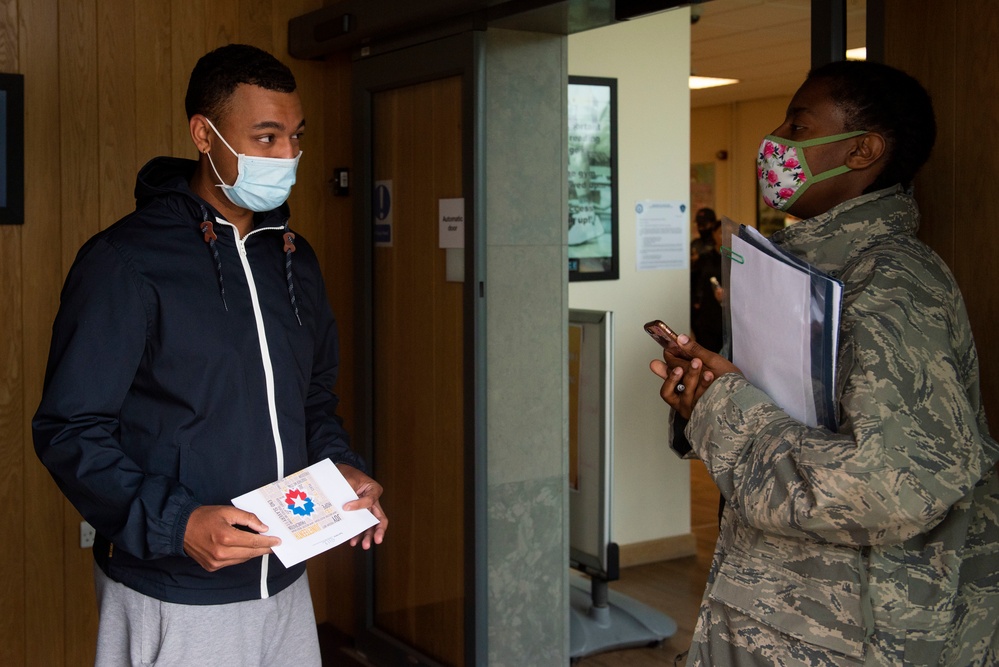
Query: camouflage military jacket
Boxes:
[{"xmin": 684, "ymin": 186, "xmax": 999, "ymax": 666}]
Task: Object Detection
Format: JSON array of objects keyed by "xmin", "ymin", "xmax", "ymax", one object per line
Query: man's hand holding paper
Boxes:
[
  {"xmin": 232, "ymin": 459, "xmax": 383, "ymax": 567},
  {"xmin": 337, "ymin": 463, "xmax": 389, "ymax": 549}
]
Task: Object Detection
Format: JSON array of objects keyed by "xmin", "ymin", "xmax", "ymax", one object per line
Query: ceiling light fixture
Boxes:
[
  {"xmin": 846, "ymin": 47, "xmax": 867, "ymax": 60},
  {"xmin": 689, "ymin": 75, "xmax": 739, "ymax": 90}
]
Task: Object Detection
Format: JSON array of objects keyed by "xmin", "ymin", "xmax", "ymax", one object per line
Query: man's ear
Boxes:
[
  {"xmin": 189, "ymin": 115, "xmax": 213, "ymax": 154},
  {"xmin": 846, "ymin": 132, "xmax": 886, "ymax": 171}
]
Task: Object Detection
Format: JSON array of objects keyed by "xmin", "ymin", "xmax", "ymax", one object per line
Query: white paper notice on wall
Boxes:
[
  {"xmin": 439, "ymin": 198, "xmax": 465, "ymax": 248},
  {"xmin": 635, "ymin": 200, "xmax": 687, "ymax": 271}
]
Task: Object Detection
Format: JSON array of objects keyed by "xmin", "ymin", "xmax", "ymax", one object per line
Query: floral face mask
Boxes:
[{"xmin": 757, "ymin": 131, "xmax": 867, "ymax": 212}]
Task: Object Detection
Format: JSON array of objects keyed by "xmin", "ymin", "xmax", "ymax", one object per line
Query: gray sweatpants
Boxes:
[{"xmin": 93, "ymin": 562, "xmax": 322, "ymax": 667}]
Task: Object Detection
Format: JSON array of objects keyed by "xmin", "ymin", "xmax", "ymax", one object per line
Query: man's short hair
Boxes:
[{"xmin": 185, "ymin": 44, "xmax": 297, "ymax": 123}]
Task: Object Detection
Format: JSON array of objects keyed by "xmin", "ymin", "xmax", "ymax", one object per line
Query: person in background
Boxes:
[
  {"xmin": 33, "ymin": 44, "xmax": 388, "ymax": 666},
  {"xmin": 690, "ymin": 206, "xmax": 719, "ymax": 263},
  {"xmin": 652, "ymin": 60, "xmax": 998, "ymax": 665},
  {"xmin": 690, "ymin": 213, "xmax": 725, "ymax": 353}
]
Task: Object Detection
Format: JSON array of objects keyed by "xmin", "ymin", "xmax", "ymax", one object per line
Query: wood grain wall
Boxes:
[
  {"xmin": 884, "ymin": 0, "xmax": 999, "ymax": 428},
  {"xmin": 0, "ymin": 1, "xmax": 358, "ymax": 664}
]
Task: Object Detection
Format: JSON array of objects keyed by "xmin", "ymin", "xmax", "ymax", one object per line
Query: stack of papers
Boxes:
[{"xmin": 728, "ymin": 225, "xmax": 843, "ymax": 431}]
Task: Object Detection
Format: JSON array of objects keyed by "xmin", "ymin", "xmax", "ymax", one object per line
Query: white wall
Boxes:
[{"xmin": 568, "ymin": 10, "xmax": 691, "ymax": 548}]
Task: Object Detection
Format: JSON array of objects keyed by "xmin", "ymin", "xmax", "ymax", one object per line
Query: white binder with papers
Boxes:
[{"xmin": 728, "ymin": 225, "xmax": 842, "ymax": 430}]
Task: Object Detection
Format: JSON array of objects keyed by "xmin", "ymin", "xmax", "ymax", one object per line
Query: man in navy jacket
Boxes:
[{"xmin": 33, "ymin": 44, "xmax": 387, "ymax": 665}]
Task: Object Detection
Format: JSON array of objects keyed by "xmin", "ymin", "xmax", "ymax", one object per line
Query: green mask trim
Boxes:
[{"xmin": 763, "ymin": 130, "xmax": 868, "ymax": 210}]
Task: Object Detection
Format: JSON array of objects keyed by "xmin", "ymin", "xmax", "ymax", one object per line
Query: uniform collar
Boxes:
[{"xmin": 769, "ymin": 185, "xmax": 919, "ymax": 276}]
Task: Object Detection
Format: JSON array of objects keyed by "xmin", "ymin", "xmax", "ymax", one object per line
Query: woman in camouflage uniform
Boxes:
[{"xmin": 652, "ymin": 61, "xmax": 999, "ymax": 666}]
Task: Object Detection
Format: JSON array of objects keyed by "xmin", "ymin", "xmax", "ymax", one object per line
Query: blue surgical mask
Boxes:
[{"xmin": 204, "ymin": 117, "xmax": 301, "ymax": 212}]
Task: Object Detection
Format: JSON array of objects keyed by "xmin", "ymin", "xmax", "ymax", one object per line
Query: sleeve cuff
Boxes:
[{"xmin": 686, "ymin": 373, "xmax": 774, "ymax": 459}]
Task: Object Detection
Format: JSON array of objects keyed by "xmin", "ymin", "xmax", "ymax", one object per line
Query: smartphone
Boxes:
[{"xmin": 644, "ymin": 319, "xmax": 680, "ymax": 349}]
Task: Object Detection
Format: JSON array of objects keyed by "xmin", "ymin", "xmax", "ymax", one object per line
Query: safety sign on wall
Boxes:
[{"xmin": 374, "ymin": 180, "xmax": 393, "ymax": 247}]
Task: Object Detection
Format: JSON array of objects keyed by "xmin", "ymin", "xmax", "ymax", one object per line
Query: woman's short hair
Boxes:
[
  {"xmin": 807, "ymin": 60, "xmax": 936, "ymax": 191},
  {"xmin": 185, "ymin": 44, "xmax": 297, "ymax": 123}
]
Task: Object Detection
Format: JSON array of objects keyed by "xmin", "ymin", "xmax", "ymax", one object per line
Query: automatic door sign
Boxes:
[{"xmin": 374, "ymin": 180, "xmax": 393, "ymax": 246}]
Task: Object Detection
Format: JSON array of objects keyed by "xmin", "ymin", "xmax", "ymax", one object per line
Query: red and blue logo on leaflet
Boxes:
[{"xmin": 284, "ymin": 489, "xmax": 315, "ymax": 516}]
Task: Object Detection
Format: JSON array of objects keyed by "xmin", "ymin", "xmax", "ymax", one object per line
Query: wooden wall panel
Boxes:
[
  {"xmin": 0, "ymin": 3, "xmax": 15, "ymax": 65},
  {"xmin": 135, "ymin": 1, "xmax": 174, "ymax": 162},
  {"xmin": 884, "ymin": 0, "xmax": 998, "ymax": 427},
  {"xmin": 207, "ymin": 0, "xmax": 240, "ymax": 49},
  {"xmin": 241, "ymin": 0, "xmax": 274, "ymax": 54},
  {"xmin": 883, "ymin": 1, "xmax": 957, "ymax": 262},
  {"xmin": 56, "ymin": 2, "xmax": 100, "ymax": 657},
  {"xmin": 0, "ymin": 6, "xmax": 24, "ymax": 667},
  {"xmin": 22, "ymin": 0, "xmax": 67, "ymax": 665},
  {"xmin": 97, "ymin": 0, "xmax": 137, "ymax": 229},
  {"xmin": 0, "ymin": 221, "xmax": 24, "ymax": 667},
  {"xmin": 59, "ymin": 0, "xmax": 99, "ymax": 269},
  {"xmin": 953, "ymin": 1, "xmax": 999, "ymax": 428},
  {"xmin": 170, "ymin": 0, "xmax": 206, "ymax": 157}
]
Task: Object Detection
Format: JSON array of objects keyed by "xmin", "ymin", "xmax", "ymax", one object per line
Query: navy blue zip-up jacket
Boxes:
[{"xmin": 33, "ymin": 156, "xmax": 366, "ymax": 605}]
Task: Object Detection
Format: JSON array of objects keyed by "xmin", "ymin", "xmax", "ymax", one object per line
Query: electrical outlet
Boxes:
[{"xmin": 80, "ymin": 520, "xmax": 96, "ymax": 549}]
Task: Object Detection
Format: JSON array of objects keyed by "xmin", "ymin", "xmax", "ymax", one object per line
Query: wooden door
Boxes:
[{"xmin": 369, "ymin": 75, "xmax": 465, "ymax": 666}]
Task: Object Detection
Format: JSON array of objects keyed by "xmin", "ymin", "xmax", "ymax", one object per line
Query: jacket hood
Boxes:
[
  {"xmin": 133, "ymin": 156, "xmax": 301, "ymax": 324},
  {"xmin": 134, "ymin": 156, "xmax": 290, "ymax": 225}
]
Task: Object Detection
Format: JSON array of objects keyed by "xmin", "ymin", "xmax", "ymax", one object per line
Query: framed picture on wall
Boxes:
[
  {"xmin": 568, "ymin": 76, "xmax": 618, "ymax": 281},
  {"xmin": 0, "ymin": 73, "xmax": 24, "ymax": 226}
]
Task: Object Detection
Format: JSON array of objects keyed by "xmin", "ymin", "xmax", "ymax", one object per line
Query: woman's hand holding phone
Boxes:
[
  {"xmin": 645, "ymin": 320, "xmax": 741, "ymax": 420},
  {"xmin": 643, "ymin": 320, "xmax": 686, "ymax": 356}
]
